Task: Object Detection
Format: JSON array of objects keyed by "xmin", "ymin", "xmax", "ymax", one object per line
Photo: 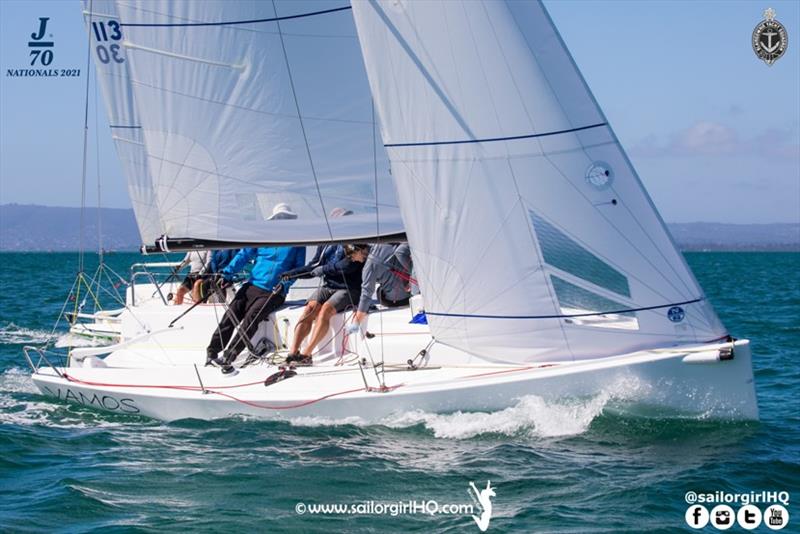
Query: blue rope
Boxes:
[
  {"xmin": 120, "ymin": 5, "xmax": 351, "ymax": 28},
  {"xmin": 425, "ymin": 298, "xmax": 703, "ymax": 320},
  {"xmin": 384, "ymin": 122, "xmax": 607, "ymax": 148}
]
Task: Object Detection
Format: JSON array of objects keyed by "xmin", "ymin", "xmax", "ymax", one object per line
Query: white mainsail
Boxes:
[
  {"xmin": 83, "ymin": 0, "xmax": 163, "ymax": 244},
  {"xmin": 114, "ymin": 0, "xmax": 402, "ymax": 245},
  {"xmin": 352, "ymin": 0, "xmax": 727, "ymax": 362}
]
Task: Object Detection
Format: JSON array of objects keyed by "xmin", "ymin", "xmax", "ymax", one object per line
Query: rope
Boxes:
[
  {"xmin": 120, "ymin": 5, "xmax": 351, "ymax": 28},
  {"xmin": 61, "ymin": 372, "xmax": 369, "ymax": 410},
  {"xmin": 390, "ymin": 268, "xmax": 417, "ymax": 286}
]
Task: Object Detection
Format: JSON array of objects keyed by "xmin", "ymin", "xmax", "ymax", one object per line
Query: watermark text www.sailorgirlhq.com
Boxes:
[
  {"xmin": 294, "ymin": 480, "xmax": 497, "ymax": 531},
  {"xmin": 295, "ymin": 500, "xmax": 474, "ymax": 517}
]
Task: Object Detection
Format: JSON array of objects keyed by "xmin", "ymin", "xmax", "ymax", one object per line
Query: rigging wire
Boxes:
[
  {"xmin": 78, "ymin": 0, "xmax": 94, "ymax": 275},
  {"xmin": 271, "ymin": 0, "xmax": 333, "ymax": 242},
  {"xmin": 373, "ymin": 100, "xmax": 386, "ymax": 386},
  {"xmin": 94, "ymin": 71, "xmax": 103, "ymax": 270},
  {"xmin": 270, "ymin": 0, "xmax": 372, "ymax": 384}
]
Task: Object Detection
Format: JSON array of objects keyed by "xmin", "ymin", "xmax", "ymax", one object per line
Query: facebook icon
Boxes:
[{"xmin": 686, "ymin": 505, "xmax": 710, "ymax": 529}]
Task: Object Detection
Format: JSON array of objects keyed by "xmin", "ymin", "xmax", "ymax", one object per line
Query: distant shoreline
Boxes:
[{"xmin": 1, "ymin": 203, "xmax": 798, "ymax": 252}]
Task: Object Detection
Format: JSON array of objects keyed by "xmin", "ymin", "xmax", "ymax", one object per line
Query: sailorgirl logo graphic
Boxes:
[{"xmin": 468, "ymin": 481, "xmax": 496, "ymax": 532}]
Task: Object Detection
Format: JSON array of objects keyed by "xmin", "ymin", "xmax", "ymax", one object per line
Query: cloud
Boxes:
[
  {"xmin": 629, "ymin": 121, "xmax": 799, "ymax": 160},
  {"xmin": 673, "ymin": 121, "xmax": 740, "ymax": 155}
]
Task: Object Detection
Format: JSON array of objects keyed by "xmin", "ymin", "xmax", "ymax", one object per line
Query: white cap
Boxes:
[{"xmin": 267, "ymin": 203, "xmax": 298, "ymax": 220}]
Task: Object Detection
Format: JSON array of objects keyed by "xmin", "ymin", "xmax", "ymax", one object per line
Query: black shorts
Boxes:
[{"xmin": 180, "ymin": 273, "xmax": 200, "ymax": 290}]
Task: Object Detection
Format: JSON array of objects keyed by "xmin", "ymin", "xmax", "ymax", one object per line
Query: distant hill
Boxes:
[
  {"xmin": 0, "ymin": 203, "xmax": 798, "ymax": 251},
  {"xmin": 668, "ymin": 222, "xmax": 799, "ymax": 251},
  {"xmin": 0, "ymin": 204, "xmax": 141, "ymax": 252}
]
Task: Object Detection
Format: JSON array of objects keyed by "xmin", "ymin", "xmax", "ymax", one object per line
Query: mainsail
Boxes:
[
  {"xmin": 352, "ymin": 0, "xmax": 727, "ymax": 362},
  {"xmin": 113, "ymin": 1, "xmax": 403, "ymax": 247},
  {"xmin": 83, "ymin": 0, "xmax": 163, "ymax": 244}
]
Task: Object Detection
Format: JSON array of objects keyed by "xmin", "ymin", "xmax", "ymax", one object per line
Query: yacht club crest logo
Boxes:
[{"xmin": 752, "ymin": 8, "xmax": 787, "ymax": 66}]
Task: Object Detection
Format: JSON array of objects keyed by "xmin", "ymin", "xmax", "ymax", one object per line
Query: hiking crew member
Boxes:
[
  {"xmin": 206, "ymin": 204, "xmax": 305, "ymax": 369},
  {"xmin": 174, "ymin": 250, "xmax": 209, "ymax": 305},
  {"xmin": 282, "ymin": 244, "xmax": 369, "ymax": 366},
  {"xmin": 351, "ymin": 243, "xmax": 413, "ymax": 331}
]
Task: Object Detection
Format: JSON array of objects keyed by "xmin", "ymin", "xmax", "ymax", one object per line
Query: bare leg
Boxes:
[
  {"xmin": 174, "ymin": 285, "xmax": 188, "ymax": 305},
  {"xmin": 302, "ymin": 303, "xmax": 337, "ymax": 356},
  {"xmin": 289, "ymin": 301, "xmax": 320, "ymax": 354},
  {"xmin": 191, "ymin": 279, "xmax": 204, "ymax": 303}
]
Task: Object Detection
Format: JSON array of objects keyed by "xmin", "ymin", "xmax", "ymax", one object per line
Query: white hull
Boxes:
[
  {"xmin": 38, "ymin": 278, "xmax": 758, "ymax": 423},
  {"xmin": 31, "ymin": 339, "xmax": 758, "ymax": 422}
]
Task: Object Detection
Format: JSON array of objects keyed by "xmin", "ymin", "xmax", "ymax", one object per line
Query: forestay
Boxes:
[
  {"xmin": 113, "ymin": 0, "xmax": 402, "ymax": 246},
  {"xmin": 83, "ymin": 0, "xmax": 163, "ymax": 244},
  {"xmin": 352, "ymin": 0, "xmax": 727, "ymax": 362}
]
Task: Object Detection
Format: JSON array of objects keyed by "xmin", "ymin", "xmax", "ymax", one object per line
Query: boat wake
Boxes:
[
  {"xmin": 382, "ymin": 394, "xmax": 610, "ymax": 439},
  {"xmin": 0, "ymin": 322, "xmax": 58, "ymax": 345},
  {"xmin": 291, "ymin": 377, "xmax": 650, "ymax": 439},
  {"xmin": 0, "ymin": 367, "xmax": 133, "ymax": 429}
]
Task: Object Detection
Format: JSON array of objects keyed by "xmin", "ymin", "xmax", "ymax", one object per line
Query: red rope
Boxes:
[
  {"xmin": 61, "ymin": 372, "xmax": 374, "ymax": 410},
  {"xmin": 390, "ymin": 268, "xmax": 417, "ymax": 286},
  {"xmin": 59, "ymin": 364, "xmax": 553, "ymax": 411},
  {"xmin": 63, "ymin": 372, "xmax": 263, "ymax": 390},
  {"xmin": 207, "ymin": 386, "xmax": 367, "ymax": 410}
]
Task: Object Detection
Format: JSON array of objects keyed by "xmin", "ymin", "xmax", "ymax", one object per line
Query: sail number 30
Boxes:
[{"xmin": 92, "ymin": 20, "xmax": 124, "ymax": 64}]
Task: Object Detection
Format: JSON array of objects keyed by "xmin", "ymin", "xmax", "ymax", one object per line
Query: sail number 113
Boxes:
[{"xmin": 92, "ymin": 20, "xmax": 124, "ymax": 64}]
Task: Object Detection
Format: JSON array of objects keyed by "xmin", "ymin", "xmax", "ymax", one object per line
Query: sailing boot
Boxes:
[
  {"xmin": 206, "ymin": 349, "xmax": 224, "ymax": 367},
  {"xmin": 288, "ymin": 354, "xmax": 312, "ymax": 367},
  {"xmin": 220, "ymin": 350, "xmax": 238, "ymax": 374}
]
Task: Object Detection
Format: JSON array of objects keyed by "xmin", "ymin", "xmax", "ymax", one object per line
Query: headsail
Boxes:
[
  {"xmin": 352, "ymin": 0, "xmax": 727, "ymax": 362},
  {"xmin": 114, "ymin": 1, "xmax": 403, "ymax": 248},
  {"xmin": 83, "ymin": 0, "xmax": 163, "ymax": 244}
]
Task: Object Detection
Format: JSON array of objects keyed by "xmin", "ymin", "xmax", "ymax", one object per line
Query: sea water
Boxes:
[{"xmin": 1, "ymin": 252, "xmax": 798, "ymax": 532}]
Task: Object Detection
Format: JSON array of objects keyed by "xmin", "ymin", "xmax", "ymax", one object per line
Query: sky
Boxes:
[{"xmin": 0, "ymin": 0, "xmax": 798, "ymax": 224}]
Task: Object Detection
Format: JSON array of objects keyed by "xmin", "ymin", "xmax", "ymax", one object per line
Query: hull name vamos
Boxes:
[{"xmin": 40, "ymin": 385, "xmax": 140, "ymax": 414}]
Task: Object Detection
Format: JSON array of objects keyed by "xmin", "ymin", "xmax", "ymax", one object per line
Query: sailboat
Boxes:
[{"xmin": 26, "ymin": 0, "xmax": 758, "ymax": 421}]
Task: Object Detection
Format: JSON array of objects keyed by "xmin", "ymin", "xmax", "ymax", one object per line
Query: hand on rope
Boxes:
[{"xmin": 280, "ymin": 272, "xmax": 305, "ymax": 282}]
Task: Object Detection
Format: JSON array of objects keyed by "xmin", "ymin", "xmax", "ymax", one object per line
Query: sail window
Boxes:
[
  {"xmin": 551, "ymin": 276, "xmax": 638, "ymax": 330},
  {"xmin": 529, "ymin": 211, "xmax": 631, "ymax": 297}
]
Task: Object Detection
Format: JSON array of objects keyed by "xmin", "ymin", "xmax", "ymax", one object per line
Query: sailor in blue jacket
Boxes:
[{"xmin": 206, "ymin": 204, "xmax": 305, "ymax": 370}]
